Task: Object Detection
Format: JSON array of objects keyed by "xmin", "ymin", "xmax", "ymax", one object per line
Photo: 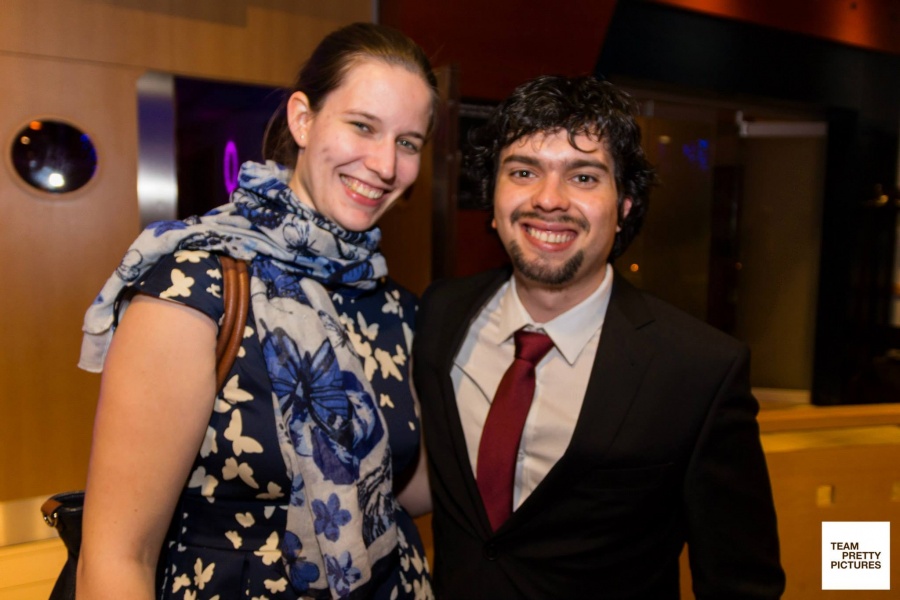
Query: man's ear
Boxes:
[
  {"xmin": 616, "ymin": 197, "xmax": 633, "ymax": 232},
  {"xmin": 286, "ymin": 91, "xmax": 313, "ymax": 147}
]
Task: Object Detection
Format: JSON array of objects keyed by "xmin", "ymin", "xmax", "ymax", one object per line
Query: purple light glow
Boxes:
[{"xmin": 223, "ymin": 140, "xmax": 239, "ymax": 194}]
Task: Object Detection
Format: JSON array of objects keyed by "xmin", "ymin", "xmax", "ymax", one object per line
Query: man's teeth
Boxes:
[
  {"xmin": 526, "ymin": 226, "xmax": 573, "ymax": 244},
  {"xmin": 341, "ymin": 175, "xmax": 384, "ymax": 199}
]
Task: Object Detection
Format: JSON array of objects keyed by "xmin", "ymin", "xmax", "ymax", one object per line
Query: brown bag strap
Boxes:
[
  {"xmin": 41, "ymin": 497, "xmax": 63, "ymax": 525},
  {"xmin": 215, "ymin": 255, "xmax": 250, "ymax": 392}
]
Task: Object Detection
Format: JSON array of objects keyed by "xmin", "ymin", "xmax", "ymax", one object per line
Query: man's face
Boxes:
[{"xmin": 493, "ymin": 129, "xmax": 631, "ymax": 298}]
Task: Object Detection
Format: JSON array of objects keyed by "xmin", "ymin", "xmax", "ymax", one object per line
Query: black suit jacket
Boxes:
[{"xmin": 413, "ymin": 268, "xmax": 785, "ymax": 599}]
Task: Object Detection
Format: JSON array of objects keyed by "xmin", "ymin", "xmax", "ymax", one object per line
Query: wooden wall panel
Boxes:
[
  {"xmin": 1, "ymin": 54, "xmax": 143, "ymax": 501},
  {"xmin": 0, "ymin": 0, "xmax": 371, "ymax": 503},
  {"xmin": 0, "ymin": 0, "xmax": 372, "ymax": 87}
]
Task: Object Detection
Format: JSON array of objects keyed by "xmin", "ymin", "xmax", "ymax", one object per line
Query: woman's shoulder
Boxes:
[{"xmin": 135, "ymin": 250, "xmax": 227, "ymax": 323}]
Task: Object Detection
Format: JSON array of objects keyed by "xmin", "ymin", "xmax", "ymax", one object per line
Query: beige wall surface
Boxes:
[
  {"xmin": 1, "ymin": 0, "xmax": 370, "ymax": 503},
  {"xmin": 0, "ymin": 0, "xmax": 371, "ymax": 87},
  {"xmin": 1, "ymin": 53, "xmax": 142, "ymax": 502}
]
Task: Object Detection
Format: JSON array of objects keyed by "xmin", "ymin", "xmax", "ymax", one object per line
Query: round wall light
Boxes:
[{"xmin": 10, "ymin": 120, "xmax": 98, "ymax": 194}]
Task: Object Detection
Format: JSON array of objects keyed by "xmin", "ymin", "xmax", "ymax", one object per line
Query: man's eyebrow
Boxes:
[
  {"xmin": 501, "ymin": 154, "xmax": 611, "ymax": 173},
  {"xmin": 567, "ymin": 158, "xmax": 611, "ymax": 173},
  {"xmin": 500, "ymin": 154, "xmax": 541, "ymax": 168}
]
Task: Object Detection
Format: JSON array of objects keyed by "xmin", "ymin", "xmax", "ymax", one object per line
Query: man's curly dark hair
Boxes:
[{"xmin": 466, "ymin": 75, "xmax": 656, "ymax": 260}]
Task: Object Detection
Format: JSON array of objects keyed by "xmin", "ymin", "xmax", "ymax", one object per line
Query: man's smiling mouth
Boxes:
[{"xmin": 524, "ymin": 225, "xmax": 575, "ymax": 245}]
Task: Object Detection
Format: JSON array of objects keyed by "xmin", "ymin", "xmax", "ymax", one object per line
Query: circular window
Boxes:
[{"xmin": 10, "ymin": 120, "xmax": 98, "ymax": 194}]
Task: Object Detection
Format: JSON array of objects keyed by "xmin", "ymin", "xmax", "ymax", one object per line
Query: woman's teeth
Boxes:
[{"xmin": 341, "ymin": 175, "xmax": 384, "ymax": 199}]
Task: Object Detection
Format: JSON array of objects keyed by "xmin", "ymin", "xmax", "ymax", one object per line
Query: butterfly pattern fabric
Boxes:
[
  {"xmin": 80, "ymin": 161, "xmax": 432, "ymax": 599},
  {"xmin": 136, "ymin": 251, "xmax": 430, "ymax": 599}
]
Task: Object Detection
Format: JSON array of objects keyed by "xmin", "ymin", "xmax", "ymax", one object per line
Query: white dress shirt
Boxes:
[{"xmin": 451, "ymin": 264, "xmax": 613, "ymax": 509}]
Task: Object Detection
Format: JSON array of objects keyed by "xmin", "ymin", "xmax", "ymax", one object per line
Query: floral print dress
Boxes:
[{"xmin": 135, "ymin": 249, "xmax": 431, "ymax": 599}]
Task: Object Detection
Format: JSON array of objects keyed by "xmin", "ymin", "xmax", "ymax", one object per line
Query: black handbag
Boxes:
[
  {"xmin": 40, "ymin": 255, "xmax": 249, "ymax": 600},
  {"xmin": 40, "ymin": 491, "xmax": 83, "ymax": 600}
]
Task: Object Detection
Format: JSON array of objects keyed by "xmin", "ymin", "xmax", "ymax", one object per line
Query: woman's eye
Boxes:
[
  {"xmin": 398, "ymin": 139, "xmax": 420, "ymax": 153},
  {"xmin": 352, "ymin": 122, "xmax": 372, "ymax": 133}
]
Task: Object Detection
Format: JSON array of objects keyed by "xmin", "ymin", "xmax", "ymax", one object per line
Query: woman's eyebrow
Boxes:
[{"xmin": 345, "ymin": 110, "xmax": 427, "ymax": 140}]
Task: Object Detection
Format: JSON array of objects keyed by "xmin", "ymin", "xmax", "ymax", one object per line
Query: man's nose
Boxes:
[{"xmin": 532, "ymin": 176, "xmax": 569, "ymax": 211}]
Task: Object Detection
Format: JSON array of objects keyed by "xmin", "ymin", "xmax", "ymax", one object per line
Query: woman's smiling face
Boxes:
[{"xmin": 287, "ymin": 58, "xmax": 433, "ymax": 232}]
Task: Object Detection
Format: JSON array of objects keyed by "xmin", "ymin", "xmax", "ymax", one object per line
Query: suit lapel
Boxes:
[
  {"xmin": 433, "ymin": 269, "xmax": 510, "ymax": 536},
  {"xmin": 503, "ymin": 271, "xmax": 657, "ymax": 529},
  {"xmin": 568, "ymin": 273, "xmax": 656, "ymax": 456}
]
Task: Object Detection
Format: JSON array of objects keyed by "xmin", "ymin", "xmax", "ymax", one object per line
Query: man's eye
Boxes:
[
  {"xmin": 511, "ymin": 169, "xmax": 532, "ymax": 178},
  {"xmin": 574, "ymin": 174, "xmax": 597, "ymax": 184}
]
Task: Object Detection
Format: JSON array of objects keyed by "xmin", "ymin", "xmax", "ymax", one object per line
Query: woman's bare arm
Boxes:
[
  {"xmin": 396, "ymin": 431, "xmax": 432, "ymax": 518},
  {"xmin": 76, "ymin": 294, "xmax": 218, "ymax": 600}
]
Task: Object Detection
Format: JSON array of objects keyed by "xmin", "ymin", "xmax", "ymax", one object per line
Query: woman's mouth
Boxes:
[{"xmin": 341, "ymin": 175, "xmax": 384, "ymax": 200}]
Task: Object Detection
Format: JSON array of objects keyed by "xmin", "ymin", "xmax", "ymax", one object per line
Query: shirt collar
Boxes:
[{"xmin": 497, "ymin": 264, "xmax": 614, "ymax": 364}]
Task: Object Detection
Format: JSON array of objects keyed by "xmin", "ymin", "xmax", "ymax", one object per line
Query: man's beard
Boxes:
[{"xmin": 508, "ymin": 241, "xmax": 584, "ymax": 286}]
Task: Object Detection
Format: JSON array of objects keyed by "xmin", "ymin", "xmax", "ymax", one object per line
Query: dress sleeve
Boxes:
[{"xmin": 134, "ymin": 250, "xmax": 226, "ymax": 327}]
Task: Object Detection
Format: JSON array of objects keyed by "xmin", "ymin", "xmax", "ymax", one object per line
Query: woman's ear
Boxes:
[{"xmin": 287, "ymin": 91, "xmax": 313, "ymax": 148}]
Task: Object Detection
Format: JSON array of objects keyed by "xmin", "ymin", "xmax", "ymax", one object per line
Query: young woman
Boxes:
[{"xmin": 77, "ymin": 23, "xmax": 436, "ymax": 600}]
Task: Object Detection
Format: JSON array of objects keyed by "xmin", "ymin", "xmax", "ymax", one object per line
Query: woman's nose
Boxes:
[{"xmin": 365, "ymin": 140, "xmax": 397, "ymax": 182}]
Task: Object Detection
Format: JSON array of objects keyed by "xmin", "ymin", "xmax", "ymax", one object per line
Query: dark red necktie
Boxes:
[{"xmin": 476, "ymin": 329, "xmax": 555, "ymax": 530}]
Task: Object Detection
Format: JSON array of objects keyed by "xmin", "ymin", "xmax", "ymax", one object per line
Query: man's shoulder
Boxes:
[{"xmin": 613, "ymin": 273, "xmax": 746, "ymax": 357}]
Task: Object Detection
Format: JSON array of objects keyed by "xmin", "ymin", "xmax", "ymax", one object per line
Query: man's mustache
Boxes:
[{"xmin": 509, "ymin": 209, "xmax": 590, "ymax": 232}]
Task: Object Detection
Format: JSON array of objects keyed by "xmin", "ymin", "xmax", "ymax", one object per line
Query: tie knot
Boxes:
[{"xmin": 513, "ymin": 329, "xmax": 555, "ymax": 365}]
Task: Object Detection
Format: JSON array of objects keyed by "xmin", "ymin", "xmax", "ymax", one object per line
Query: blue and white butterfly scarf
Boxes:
[{"xmin": 80, "ymin": 160, "xmax": 398, "ymax": 598}]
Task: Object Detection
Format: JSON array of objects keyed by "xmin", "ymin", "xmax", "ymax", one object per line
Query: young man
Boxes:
[{"xmin": 413, "ymin": 75, "xmax": 785, "ymax": 599}]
